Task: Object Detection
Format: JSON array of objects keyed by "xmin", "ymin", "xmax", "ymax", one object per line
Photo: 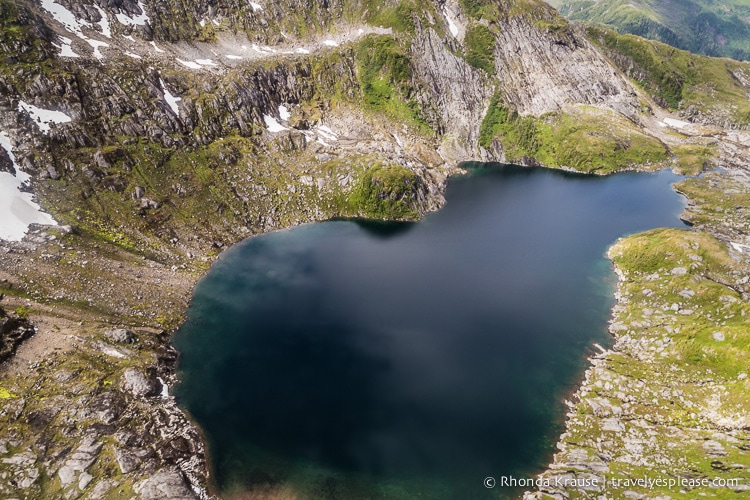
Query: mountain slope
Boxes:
[{"xmin": 547, "ymin": 0, "xmax": 750, "ymax": 61}]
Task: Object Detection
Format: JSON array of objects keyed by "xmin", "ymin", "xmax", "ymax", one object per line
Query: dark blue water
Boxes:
[{"xmin": 174, "ymin": 164, "xmax": 686, "ymax": 499}]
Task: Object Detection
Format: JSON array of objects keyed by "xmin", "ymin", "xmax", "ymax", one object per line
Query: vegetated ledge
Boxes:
[{"xmin": 525, "ymin": 171, "xmax": 750, "ymax": 499}]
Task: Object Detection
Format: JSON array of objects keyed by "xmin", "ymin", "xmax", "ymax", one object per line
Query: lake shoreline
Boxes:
[{"xmin": 0, "ymin": 162, "xmax": 747, "ymax": 499}]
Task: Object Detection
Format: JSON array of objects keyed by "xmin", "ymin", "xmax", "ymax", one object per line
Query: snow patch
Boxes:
[
  {"xmin": 0, "ymin": 131, "xmax": 57, "ymax": 241},
  {"xmin": 317, "ymin": 125, "xmax": 338, "ymax": 142},
  {"xmin": 443, "ymin": 6, "xmax": 460, "ymax": 38},
  {"xmin": 663, "ymin": 117, "xmax": 690, "ymax": 129},
  {"xmin": 279, "ymin": 105, "xmax": 291, "ymax": 121},
  {"xmin": 53, "ymin": 36, "xmax": 79, "ymax": 58},
  {"xmin": 123, "ymin": 34, "xmax": 136, "ymax": 42},
  {"xmin": 94, "ymin": 6, "xmax": 111, "ymax": 38},
  {"xmin": 124, "ymin": 51, "xmax": 141, "ymax": 59},
  {"xmin": 160, "ymin": 79, "xmax": 181, "ymax": 115},
  {"xmin": 40, "ymin": 0, "xmax": 110, "ymax": 59},
  {"xmin": 150, "ymin": 41, "xmax": 165, "ymax": 53},
  {"xmin": 264, "ymin": 115, "xmax": 287, "ymax": 133},
  {"xmin": 176, "ymin": 59, "xmax": 202, "ymax": 69},
  {"xmin": 18, "ymin": 101, "xmax": 72, "ymax": 134},
  {"xmin": 252, "ymin": 44, "xmax": 276, "ymax": 54},
  {"xmin": 250, "ymin": 2, "xmax": 263, "ymax": 11},
  {"xmin": 323, "ymin": 40, "xmax": 339, "ymax": 47},
  {"xmin": 157, "ymin": 377, "xmax": 170, "ymax": 399},
  {"xmin": 115, "ymin": 0, "xmax": 150, "ymax": 26},
  {"xmin": 225, "ymin": 54, "xmax": 243, "ymax": 60},
  {"xmin": 731, "ymin": 242, "xmax": 749, "ymax": 254},
  {"xmin": 296, "ymin": 48, "xmax": 310, "ymax": 54},
  {"xmin": 195, "ymin": 59, "xmax": 217, "ymax": 66}
]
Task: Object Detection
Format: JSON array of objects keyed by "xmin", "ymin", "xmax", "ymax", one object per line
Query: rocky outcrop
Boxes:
[
  {"xmin": 410, "ymin": 21, "xmax": 493, "ymax": 163},
  {"xmin": 0, "ymin": 306, "xmax": 34, "ymax": 362},
  {"xmin": 490, "ymin": 18, "xmax": 643, "ymax": 120}
]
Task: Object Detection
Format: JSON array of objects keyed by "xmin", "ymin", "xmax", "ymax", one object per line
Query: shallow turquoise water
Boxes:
[{"xmin": 174, "ymin": 164, "xmax": 686, "ymax": 499}]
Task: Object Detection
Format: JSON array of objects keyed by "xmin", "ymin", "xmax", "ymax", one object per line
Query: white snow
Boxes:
[
  {"xmin": 150, "ymin": 41, "xmax": 165, "ymax": 53},
  {"xmin": 161, "ymin": 79, "xmax": 181, "ymax": 115},
  {"xmin": 40, "ymin": 0, "xmax": 85, "ymax": 35},
  {"xmin": 124, "ymin": 51, "xmax": 141, "ymax": 59},
  {"xmin": 40, "ymin": 0, "xmax": 110, "ymax": 59},
  {"xmin": 18, "ymin": 101, "xmax": 72, "ymax": 134},
  {"xmin": 199, "ymin": 19, "xmax": 206, "ymax": 27},
  {"xmin": 252, "ymin": 44, "xmax": 276, "ymax": 54},
  {"xmin": 663, "ymin": 117, "xmax": 690, "ymax": 129},
  {"xmin": 264, "ymin": 115, "xmax": 287, "ymax": 132},
  {"xmin": 296, "ymin": 48, "xmax": 310, "ymax": 54},
  {"xmin": 731, "ymin": 242, "xmax": 748, "ymax": 254},
  {"xmin": 176, "ymin": 58, "xmax": 202, "ymax": 69},
  {"xmin": 443, "ymin": 6, "xmax": 459, "ymax": 38},
  {"xmin": 53, "ymin": 36, "xmax": 79, "ymax": 58},
  {"xmin": 195, "ymin": 59, "xmax": 217, "ymax": 66},
  {"xmin": 123, "ymin": 34, "xmax": 136, "ymax": 42},
  {"xmin": 0, "ymin": 131, "xmax": 57, "ymax": 241},
  {"xmin": 225, "ymin": 54, "xmax": 243, "ymax": 60},
  {"xmin": 317, "ymin": 125, "xmax": 338, "ymax": 141},
  {"xmin": 279, "ymin": 105, "xmax": 291, "ymax": 121},
  {"xmin": 250, "ymin": 2, "xmax": 263, "ymax": 11},
  {"xmin": 94, "ymin": 6, "xmax": 111, "ymax": 38},
  {"xmin": 115, "ymin": 1, "xmax": 150, "ymax": 26},
  {"xmin": 157, "ymin": 377, "xmax": 170, "ymax": 399},
  {"xmin": 87, "ymin": 39, "xmax": 109, "ymax": 60},
  {"xmin": 212, "ymin": 19, "xmax": 220, "ymax": 26},
  {"xmin": 323, "ymin": 40, "xmax": 339, "ymax": 47}
]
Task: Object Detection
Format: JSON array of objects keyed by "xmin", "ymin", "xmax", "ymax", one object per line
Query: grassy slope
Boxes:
[
  {"xmin": 548, "ymin": 0, "xmax": 750, "ymax": 61},
  {"xmin": 587, "ymin": 26, "xmax": 750, "ymax": 124}
]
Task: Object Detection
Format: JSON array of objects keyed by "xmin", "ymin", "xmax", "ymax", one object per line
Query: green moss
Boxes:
[
  {"xmin": 588, "ymin": 26, "xmax": 750, "ymax": 125},
  {"xmin": 0, "ymin": 387, "xmax": 16, "ymax": 399},
  {"xmin": 670, "ymin": 143, "xmax": 717, "ymax": 175},
  {"xmin": 464, "ymin": 25, "xmax": 496, "ymax": 74},
  {"xmin": 14, "ymin": 305, "xmax": 31, "ymax": 319},
  {"xmin": 355, "ymin": 35, "xmax": 431, "ymax": 132},
  {"xmin": 481, "ymin": 97, "xmax": 668, "ymax": 172},
  {"xmin": 349, "ymin": 165, "xmax": 422, "ymax": 220}
]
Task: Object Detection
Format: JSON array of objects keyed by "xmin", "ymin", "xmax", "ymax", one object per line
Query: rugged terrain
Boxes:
[
  {"xmin": 0, "ymin": 0, "xmax": 748, "ymax": 498},
  {"xmin": 547, "ymin": 0, "xmax": 750, "ymax": 61}
]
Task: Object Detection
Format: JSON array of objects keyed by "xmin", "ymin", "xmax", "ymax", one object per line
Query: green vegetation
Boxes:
[
  {"xmin": 670, "ymin": 143, "xmax": 717, "ymax": 175},
  {"xmin": 13, "ymin": 305, "xmax": 31, "ymax": 319},
  {"xmin": 355, "ymin": 35, "xmax": 431, "ymax": 131},
  {"xmin": 549, "ymin": 0, "xmax": 750, "ymax": 61},
  {"xmin": 587, "ymin": 27, "xmax": 750, "ymax": 124},
  {"xmin": 0, "ymin": 0, "xmax": 55, "ymax": 64},
  {"xmin": 464, "ymin": 25, "xmax": 496, "ymax": 74},
  {"xmin": 480, "ymin": 96, "xmax": 668, "ymax": 172},
  {"xmin": 349, "ymin": 165, "xmax": 422, "ymax": 220},
  {"xmin": 0, "ymin": 387, "xmax": 16, "ymax": 399}
]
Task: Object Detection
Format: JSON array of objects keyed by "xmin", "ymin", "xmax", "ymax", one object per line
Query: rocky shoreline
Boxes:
[{"xmin": 526, "ymin": 168, "xmax": 750, "ymax": 499}]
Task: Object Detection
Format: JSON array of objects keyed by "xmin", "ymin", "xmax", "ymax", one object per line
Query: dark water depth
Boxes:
[{"xmin": 173, "ymin": 164, "xmax": 686, "ymax": 499}]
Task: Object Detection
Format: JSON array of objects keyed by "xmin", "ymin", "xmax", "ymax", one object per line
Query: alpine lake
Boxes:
[{"xmin": 173, "ymin": 163, "xmax": 687, "ymax": 499}]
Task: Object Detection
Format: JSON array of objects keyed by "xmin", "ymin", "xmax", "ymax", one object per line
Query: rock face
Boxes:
[
  {"xmin": 410, "ymin": 21, "xmax": 493, "ymax": 163},
  {"xmin": 490, "ymin": 17, "xmax": 642, "ymax": 119},
  {"xmin": 121, "ymin": 368, "xmax": 161, "ymax": 397},
  {"xmin": 134, "ymin": 467, "xmax": 197, "ymax": 499},
  {"xmin": 0, "ymin": 307, "xmax": 34, "ymax": 363},
  {"xmin": 105, "ymin": 327, "xmax": 136, "ymax": 343}
]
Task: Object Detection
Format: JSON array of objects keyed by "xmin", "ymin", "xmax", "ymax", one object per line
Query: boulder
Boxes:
[{"xmin": 121, "ymin": 368, "xmax": 161, "ymax": 397}]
